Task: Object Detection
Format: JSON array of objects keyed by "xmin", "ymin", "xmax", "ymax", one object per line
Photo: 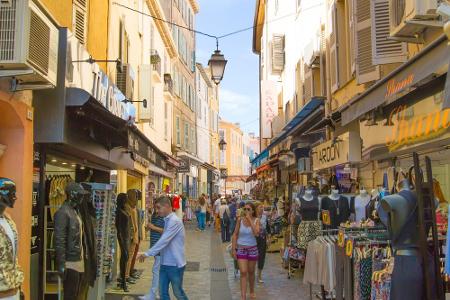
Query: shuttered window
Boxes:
[
  {"xmin": 328, "ymin": 2, "xmax": 339, "ymax": 92},
  {"xmin": 271, "ymin": 34, "xmax": 285, "ymax": 74},
  {"xmin": 73, "ymin": 0, "xmax": 88, "ymax": 45},
  {"xmin": 370, "ymin": 0, "xmax": 407, "ymax": 65},
  {"xmin": 303, "ymin": 63, "xmax": 313, "ymax": 102},
  {"xmin": 348, "ymin": 0, "xmax": 356, "ymax": 74},
  {"xmin": 355, "ymin": 0, "xmax": 380, "ymax": 84}
]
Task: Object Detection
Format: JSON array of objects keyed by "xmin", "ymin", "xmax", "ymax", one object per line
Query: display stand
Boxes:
[{"xmin": 413, "ymin": 152, "xmax": 445, "ymax": 300}]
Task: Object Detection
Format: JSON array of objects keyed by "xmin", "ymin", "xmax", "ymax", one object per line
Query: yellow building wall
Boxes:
[{"xmin": 38, "ymin": 0, "xmax": 108, "ymax": 71}]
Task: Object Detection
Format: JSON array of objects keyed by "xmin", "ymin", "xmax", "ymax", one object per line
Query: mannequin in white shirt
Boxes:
[
  {"xmin": 354, "ymin": 189, "xmax": 371, "ymax": 222},
  {"xmin": 329, "ymin": 189, "xmax": 340, "ymax": 200},
  {"xmin": 302, "ymin": 190, "xmax": 314, "ymax": 201}
]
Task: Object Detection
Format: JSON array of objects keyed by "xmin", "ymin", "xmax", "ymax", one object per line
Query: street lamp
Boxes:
[
  {"xmin": 219, "ymin": 138, "xmax": 227, "ymax": 151},
  {"xmin": 208, "ymin": 40, "xmax": 228, "ymax": 85},
  {"xmin": 122, "ymin": 98, "xmax": 147, "ymax": 108}
]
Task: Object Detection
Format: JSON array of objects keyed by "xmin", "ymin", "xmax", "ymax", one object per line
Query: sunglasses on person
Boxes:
[{"xmin": 244, "ymin": 207, "xmax": 252, "ymax": 211}]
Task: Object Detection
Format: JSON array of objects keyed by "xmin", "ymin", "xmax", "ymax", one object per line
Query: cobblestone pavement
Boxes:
[{"xmin": 105, "ymin": 221, "xmax": 313, "ymax": 300}]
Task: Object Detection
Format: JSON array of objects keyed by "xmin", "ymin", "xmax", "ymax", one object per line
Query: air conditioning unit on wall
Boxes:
[
  {"xmin": 390, "ymin": 0, "xmax": 439, "ymax": 39},
  {"xmin": 0, "ymin": 0, "xmax": 59, "ymax": 88}
]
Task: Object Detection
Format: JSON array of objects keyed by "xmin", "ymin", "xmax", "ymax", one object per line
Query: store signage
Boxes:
[
  {"xmin": 261, "ymin": 80, "xmax": 278, "ymax": 139},
  {"xmin": 312, "ymin": 132, "xmax": 361, "ymax": 171},
  {"xmin": 338, "ymin": 230, "xmax": 345, "ymax": 247},
  {"xmin": 385, "ymin": 74, "xmax": 415, "ymax": 98},
  {"xmin": 322, "ymin": 210, "xmax": 331, "ymax": 226},
  {"xmin": 177, "ymin": 159, "xmax": 190, "ymax": 173},
  {"xmin": 345, "ymin": 239, "xmax": 354, "ymax": 257},
  {"xmin": 67, "ymin": 35, "xmax": 135, "ymax": 122},
  {"xmin": 386, "ymin": 104, "xmax": 450, "ymax": 151}
]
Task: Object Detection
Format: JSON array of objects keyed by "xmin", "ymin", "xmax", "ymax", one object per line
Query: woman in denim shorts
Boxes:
[{"xmin": 231, "ymin": 202, "xmax": 261, "ymax": 300}]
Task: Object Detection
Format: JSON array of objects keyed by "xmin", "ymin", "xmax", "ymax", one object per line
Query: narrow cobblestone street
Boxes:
[{"xmin": 105, "ymin": 221, "xmax": 312, "ymax": 299}]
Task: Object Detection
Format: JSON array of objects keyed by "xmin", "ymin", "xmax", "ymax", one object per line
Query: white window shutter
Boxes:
[
  {"xmin": 329, "ymin": 2, "xmax": 339, "ymax": 92},
  {"xmin": 271, "ymin": 34, "xmax": 285, "ymax": 74},
  {"xmin": 303, "ymin": 64, "xmax": 313, "ymax": 102},
  {"xmin": 138, "ymin": 65, "xmax": 153, "ymax": 123},
  {"xmin": 348, "ymin": 0, "xmax": 356, "ymax": 74},
  {"xmin": 73, "ymin": 0, "xmax": 88, "ymax": 46},
  {"xmin": 371, "ymin": 0, "xmax": 407, "ymax": 65},
  {"xmin": 355, "ymin": 0, "xmax": 380, "ymax": 84}
]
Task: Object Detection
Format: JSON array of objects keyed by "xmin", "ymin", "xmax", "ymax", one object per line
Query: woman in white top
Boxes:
[{"xmin": 232, "ymin": 202, "xmax": 261, "ymax": 300}]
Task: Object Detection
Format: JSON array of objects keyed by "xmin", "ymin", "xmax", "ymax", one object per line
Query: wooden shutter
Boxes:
[
  {"xmin": 303, "ymin": 64, "xmax": 312, "ymax": 102},
  {"xmin": 329, "ymin": 2, "xmax": 339, "ymax": 92},
  {"xmin": 138, "ymin": 65, "xmax": 152, "ymax": 122},
  {"xmin": 371, "ymin": 0, "xmax": 407, "ymax": 65},
  {"xmin": 271, "ymin": 34, "xmax": 285, "ymax": 74},
  {"xmin": 355, "ymin": 0, "xmax": 380, "ymax": 84},
  {"xmin": 73, "ymin": 0, "xmax": 88, "ymax": 45},
  {"xmin": 348, "ymin": 0, "xmax": 356, "ymax": 74}
]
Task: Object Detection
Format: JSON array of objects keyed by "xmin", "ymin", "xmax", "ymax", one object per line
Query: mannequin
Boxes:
[
  {"xmin": 115, "ymin": 193, "xmax": 131, "ymax": 292},
  {"xmin": 297, "ymin": 189, "xmax": 321, "ymax": 249},
  {"xmin": 0, "ymin": 178, "xmax": 24, "ymax": 300},
  {"xmin": 126, "ymin": 189, "xmax": 141, "ymax": 282},
  {"xmin": 354, "ymin": 189, "xmax": 371, "ymax": 222},
  {"xmin": 277, "ymin": 196, "xmax": 285, "ymax": 218},
  {"xmin": 54, "ymin": 182, "xmax": 90, "ymax": 300},
  {"xmin": 321, "ymin": 189, "xmax": 351, "ymax": 229},
  {"xmin": 378, "ymin": 181, "xmax": 435, "ymax": 300}
]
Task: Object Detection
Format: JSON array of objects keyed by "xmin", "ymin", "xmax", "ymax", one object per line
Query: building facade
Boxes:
[{"xmin": 252, "ymin": 0, "xmax": 450, "ymax": 207}]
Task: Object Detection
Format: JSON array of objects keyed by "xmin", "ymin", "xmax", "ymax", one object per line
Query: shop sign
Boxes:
[
  {"xmin": 312, "ymin": 132, "xmax": 361, "ymax": 171},
  {"xmin": 67, "ymin": 35, "xmax": 135, "ymax": 121},
  {"xmin": 345, "ymin": 238, "xmax": 354, "ymax": 257},
  {"xmin": 322, "ymin": 210, "xmax": 331, "ymax": 226},
  {"xmin": 338, "ymin": 230, "xmax": 345, "ymax": 248},
  {"xmin": 385, "ymin": 74, "xmax": 415, "ymax": 98},
  {"xmin": 385, "ymin": 98, "xmax": 450, "ymax": 151},
  {"xmin": 177, "ymin": 159, "xmax": 190, "ymax": 173},
  {"xmin": 261, "ymin": 80, "xmax": 278, "ymax": 139}
]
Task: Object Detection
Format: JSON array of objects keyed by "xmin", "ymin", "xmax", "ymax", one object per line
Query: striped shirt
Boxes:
[{"xmin": 150, "ymin": 213, "xmax": 165, "ymax": 247}]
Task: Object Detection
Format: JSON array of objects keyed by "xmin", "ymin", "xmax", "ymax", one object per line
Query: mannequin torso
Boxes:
[
  {"xmin": 354, "ymin": 190, "xmax": 371, "ymax": 222},
  {"xmin": 299, "ymin": 192, "xmax": 319, "ymax": 221}
]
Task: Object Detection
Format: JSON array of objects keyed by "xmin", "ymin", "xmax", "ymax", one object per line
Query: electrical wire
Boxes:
[{"xmin": 113, "ymin": 2, "xmax": 325, "ymax": 43}]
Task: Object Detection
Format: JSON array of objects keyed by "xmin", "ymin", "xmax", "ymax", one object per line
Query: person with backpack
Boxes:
[{"xmin": 219, "ymin": 199, "xmax": 231, "ymax": 242}]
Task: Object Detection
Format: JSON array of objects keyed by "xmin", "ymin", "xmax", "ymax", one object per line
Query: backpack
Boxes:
[{"xmin": 222, "ymin": 209, "xmax": 230, "ymax": 225}]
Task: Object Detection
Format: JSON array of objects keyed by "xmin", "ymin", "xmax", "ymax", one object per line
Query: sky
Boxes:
[{"xmin": 195, "ymin": 0, "xmax": 260, "ymax": 135}]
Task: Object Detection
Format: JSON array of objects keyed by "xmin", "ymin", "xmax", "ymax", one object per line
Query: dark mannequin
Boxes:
[
  {"xmin": 379, "ymin": 181, "xmax": 435, "ymax": 300},
  {"xmin": 115, "ymin": 193, "xmax": 131, "ymax": 292},
  {"xmin": 0, "ymin": 178, "xmax": 24, "ymax": 299},
  {"xmin": 54, "ymin": 182, "xmax": 90, "ymax": 300}
]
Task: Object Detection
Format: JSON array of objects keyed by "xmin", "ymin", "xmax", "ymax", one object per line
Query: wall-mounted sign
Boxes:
[
  {"xmin": 386, "ymin": 101, "xmax": 450, "ymax": 152},
  {"xmin": 177, "ymin": 159, "xmax": 190, "ymax": 173},
  {"xmin": 312, "ymin": 132, "xmax": 361, "ymax": 171},
  {"xmin": 385, "ymin": 74, "xmax": 414, "ymax": 98},
  {"xmin": 261, "ymin": 80, "xmax": 278, "ymax": 139}
]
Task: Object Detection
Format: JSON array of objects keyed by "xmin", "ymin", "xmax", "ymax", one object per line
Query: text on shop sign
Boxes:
[{"xmin": 385, "ymin": 74, "xmax": 415, "ymax": 98}]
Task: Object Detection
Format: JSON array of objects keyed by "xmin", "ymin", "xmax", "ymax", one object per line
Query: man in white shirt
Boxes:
[{"xmin": 138, "ymin": 196, "xmax": 188, "ymax": 300}]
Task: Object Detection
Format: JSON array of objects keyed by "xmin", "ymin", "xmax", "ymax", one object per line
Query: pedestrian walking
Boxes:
[
  {"xmin": 197, "ymin": 196, "xmax": 208, "ymax": 231},
  {"xmin": 228, "ymin": 198, "xmax": 237, "ymax": 236},
  {"xmin": 214, "ymin": 195, "xmax": 221, "ymax": 232},
  {"xmin": 139, "ymin": 204, "xmax": 165, "ymax": 300},
  {"xmin": 232, "ymin": 202, "xmax": 260, "ymax": 300},
  {"xmin": 219, "ymin": 199, "xmax": 231, "ymax": 242},
  {"xmin": 138, "ymin": 196, "xmax": 188, "ymax": 300},
  {"xmin": 256, "ymin": 203, "xmax": 268, "ymax": 284},
  {"xmin": 205, "ymin": 194, "xmax": 212, "ymax": 227}
]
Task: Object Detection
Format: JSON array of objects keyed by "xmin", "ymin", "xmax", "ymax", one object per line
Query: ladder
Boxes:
[{"xmin": 413, "ymin": 152, "xmax": 444, "ymax": 300}]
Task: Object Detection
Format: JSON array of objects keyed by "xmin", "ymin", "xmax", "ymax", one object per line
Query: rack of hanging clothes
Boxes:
[
  {"xmin": 334, "ymin": 226, "xmax": 390, "ymax": 300},
  {"xmin": 303, "ymin": 229, "xmax": 339, "ymax": 299},
  {"xmin": 45, "ymin": 173, "xmax": 74, "ymax": 220}
]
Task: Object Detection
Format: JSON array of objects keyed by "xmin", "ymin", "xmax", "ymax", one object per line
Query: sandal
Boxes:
[{"xmin": 250, "ymin": 293, "xmax": 257, "ymax": 299}]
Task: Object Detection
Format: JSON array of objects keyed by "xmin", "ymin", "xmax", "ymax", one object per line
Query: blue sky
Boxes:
[{"xmin": 195, "ymin": 0, "xmax": 260, "ymax": 135}]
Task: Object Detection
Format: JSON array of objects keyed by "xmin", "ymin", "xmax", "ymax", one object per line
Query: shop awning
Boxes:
[
  {"xmin": 149, "ymin": 163, "xmax": 175, "ymax": 178},
  {"xmin": 165, "ymin": 153, "xmax": 181, "ymax": 168},
  {"xmin": 444, "ymin": 58, "xmax": 450, "ymax": 110},
  {"xmin": 340, "ymin": 35, "xmax": 449, "ymax": 126},
  {"xmin": 251, "ymin": 148, "xmax": 269, "ymax": 168},
  {"xmin": 246, "ymin": 173, "xmax": 257, "ymax": 183},
  {"xmin": 200, "ymin": 162, "xmax": 218, "ymax": 172},
  {"xmin": 269, "ymin": 97, "xmax": 325, "ymax": 148},
  {"xmin": 226, "ymin": 175, "xmax": 249, "ymax": 182},
  {"xmin": 176, "ymin": 151, "xmax": 204, "ymax": 165}
]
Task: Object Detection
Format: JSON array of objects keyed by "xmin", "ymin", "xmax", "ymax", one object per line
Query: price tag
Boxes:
[
  {"xmin": 322, "ymin": 210, "xmax": 331, "ymax": 226},
  {"xmin": 345, "ymin": 238, "xmax": 354, "ymax": 257},
  {"xmin": 338, "ymin": 230, "xmax": 345, "ymax": 247}
]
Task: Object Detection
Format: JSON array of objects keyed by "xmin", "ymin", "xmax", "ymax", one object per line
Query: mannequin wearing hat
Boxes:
[
  {"xmin": 54, "ymin": 182, "xmax": 90, "ymax": 300},
  {"xmin": 0, "ymin": 178, "xmax": 24, "ymax": 300}
]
